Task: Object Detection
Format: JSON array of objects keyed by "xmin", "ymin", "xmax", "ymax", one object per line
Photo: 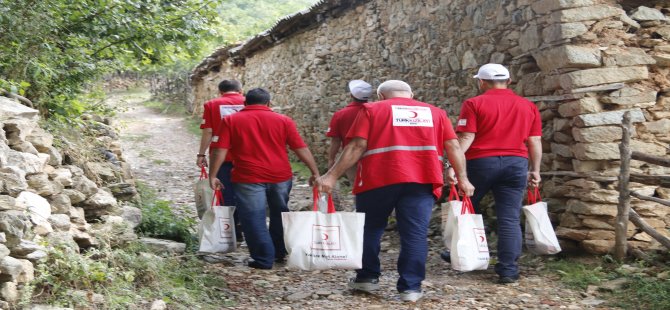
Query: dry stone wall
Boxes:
[
  {"xmin": 191, "ymin": 0, "xmax": 670, "ymax": 254},
  {"xmin": 0, "ymin": 97, "xmax": 141, "ymax": 306}
]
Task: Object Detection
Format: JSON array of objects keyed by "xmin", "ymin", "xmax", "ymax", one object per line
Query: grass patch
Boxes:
[
  {"xmin": 143, "ymin": 99, "xmax": 188, "ymax": 115},
  {"xmin": 546, "ymin": 256, "xmax": 670, "ymax": 309},
  {"xmin": 153, "ymin": 159, "xmax": 170, "ymax": 165},
  {"xmin": 122, "ymin": 133, "xmax": 151, "ymax": 143},
  {"xmin": 23, "ymin": 241, "xmax": 232, "ymax": 309},
  {"xmin": 291, "ymin": 161, "xmax": 312, "ymax": 179},
  {"xmin": 186, "ymin": 115, "xmax": 203, "ymax": 137}
]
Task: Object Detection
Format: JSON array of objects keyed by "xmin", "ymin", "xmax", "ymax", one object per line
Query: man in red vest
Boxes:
[
  {"xmin": 316, "ymin": 80, "xmax": 474, "ymax": 302},
  {"xmin": 210, "ymin": 88, "xmax": 320, "ymax": 270},
  {"xmin": 449, "ymin": 63, "xmax": 542, "ymax": 284},
  {"xmin": 197, "ymin": 80, "xmax": 245, "ymax": 241}
]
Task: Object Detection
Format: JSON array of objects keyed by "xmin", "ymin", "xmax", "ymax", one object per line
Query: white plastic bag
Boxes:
[
  {"xmin": 198, "ymin": 190, "xmax": 237, "ymax": 254},
  {"xmin": 282, "ymin": 189, "xmax": 365, "ymax": 270},
  {"xmin": 194, "ymin": 166, "xmax": 213, "ymax": 219},
  {"xmin": 451, "ymin": 196, "xmax": 490, "ymax": 272},
  {"xmin": 523, "ymin": 188, "xmax": 561, "ymax": 255},
  {"xmin": 442, "ymin": 184, "xmax": 462, "ymax": 251}
]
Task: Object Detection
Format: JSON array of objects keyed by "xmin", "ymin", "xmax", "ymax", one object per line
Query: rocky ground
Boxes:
[{"xmin": 113, "ymin": 90, "xmax": 609, "ymax": 309}]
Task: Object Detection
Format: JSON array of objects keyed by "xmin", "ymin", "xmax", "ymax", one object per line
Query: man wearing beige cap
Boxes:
[
  {"xmin": 326, "ymin": 80, "xmax": 373, "ymax": 181},
  {"xmin": 446, "ymin": 63, "xmax": 543, "ymax": 284}
]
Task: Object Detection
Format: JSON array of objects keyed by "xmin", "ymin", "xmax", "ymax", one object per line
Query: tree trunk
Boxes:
[{"xmin": 615, "ymin": 111, "xmax": 633, "ymax": 261}]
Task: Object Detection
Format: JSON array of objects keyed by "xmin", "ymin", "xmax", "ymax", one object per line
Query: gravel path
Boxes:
[{"xmin": 111, "ymin": 90, "xmax": 603, "ymax": 309}]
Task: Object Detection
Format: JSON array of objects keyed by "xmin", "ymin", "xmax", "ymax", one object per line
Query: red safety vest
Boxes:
[{"xmin": 348, "ymin": 98, "xmax": 456, "ymax": 199}]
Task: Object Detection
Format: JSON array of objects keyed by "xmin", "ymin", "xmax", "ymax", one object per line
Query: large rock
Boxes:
[
  {"xmin": 567, "ymin": 199, "xmax": 618, "ymax": 217},
  {"xmin": 16, "ymin": 259, "xmax": 34, "ymax": 283},
  {"xmin": 630, "ymin": 140, "xmax": 668, "ymax": 156},
  {"xmin": 0, "ymin": 97, "xmax": 39, "ymax": 122},
  {"xmin": 630, "ymin": 6, "xmax": 667, "ymax": 21},
  {"xmin": 48, "ymin": 214, "xmax": 72, "ymax": 231},
  {"xmin": 0, "ymin": 212, "xmax": 31, "ymax": 246},
  {"xmin": 0, "ymin": 282, "xmax": 19, "ymax": 303},
  {"xmin": 566, "ymin": 189, "xmax": 619, "ymax": 204},
  {"xmin": 72, "ymin": 175, "xmax": 98, "ymax": 197},
  {"xmin": 542, "ymin": 22, "xmax": 588, "ymax": 43},
  {"xmin": 85, "ymin": 162, "xmax": 119, "ymax": 183},
  {"xmin": 0, "ymin": 195, "xmax": 25, "ymax": 211},
  {"xmin": 601, "ymin": 86, "xmax": 657, "ymax": 107},
  {"xmin": 139, "ymin": 237, "xmax": 186, "ymax": 255},
  {"xmin": 557, "ymin": 97, "xmax": 601, "ymax": 117},
  {"xmin": 572, "ymin": 126, "xmax": 624, "ymax": 143},
  {"xmin": 45, "ymin": 146, "xmax": 63, "ymax": 166},
  {"xmin": 121, "ymin": 206, "xmax": 142, "ymax": 229},
  {"xmin": 573, "ymin": 108, "xmax": 645, "ymax": 127},
  {"xmin": 49, "ymin": 168, "xmax": 74, "ymax": 187},
  {"xmin": 26, "ymin": 127, "xmax": 53, "ymax": 152},
  {"xmin": 603, "ymin": 48, "xmax": 657, "ymax": 67},
  {"xmin": 530, "ymin": 0, "xmax": 594, "ymax": 15},
  {"xmin": 47, "ymin": 193, "xmax": 72, "ymax": 214},
  {"xmin": 0, "ymin": 142, "xmax": 9, "ymax": 167},
  {"xmin": 62, "ymin": 189, "xmax": 86, "ymax": 205},
  {"xmin": 11, "ymin": 239, "xmax": 45, "ymax": 258},
  {"xmin": 0, "ymin": 244, "xmax": 10, "ymax": 260},
  {"xmin": 0, "ymin": 166, "xmax": 27, "ymax": 196},
  {"xmin": 6, "ymin": 149, "xmax": 46, "ymax": 174},
  {"xmin": 16, "ymin": 191, "xmax": 52, "ymax": 235},
  {"xmin": 27, "ymin": 173, "xmax": 61, "ymax": 196},
  {"xmin": 549, "ymin": 4, "xmax": 622, "ymax": 23},
  {"xmin": 534, "ymin": 46, "xmax": 601, "ymax": 72},
  {"xmin": 81, "ymin": 190, "xmax": 118, "ymax": 210},
  {"xmin": 559, "ymin": 66, "xmax": 649, "ymax": 89},
  {"xmin": 642, "ymin": 119, "xmax": 670, "ymax": 135},
  {"xmin": 108, "ymin": 183, "xmax": 138, "ymax": 201},
  {"xmin": 573, "ymin": 143, "xmax": 619, "ymax": 160},
  {"xmin": 551, "ymin": 143, "xmax": 573, "ymax": 158},
  {"xmin": 0, "ymin": 256, "xmax": 24, "ymax": 282},
  {"xmin": 582, "ymin": 239, "xmax": 614, "ymax": 254},
  {"xmin": 45, "ymin": 231, "xmax": 80, "ymax": 253},
  {"xmin": 520, "ymin": 25, "xmax": 541, "ymax": 52}
]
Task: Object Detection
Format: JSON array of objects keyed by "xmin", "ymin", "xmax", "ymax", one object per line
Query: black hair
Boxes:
[
  {"xmin": 218, "ymin": 80, "xmax": 242, "ymax": 93},
  {"xmin": 245, "ymin": 88, "xmax": 271, "ymax": 105}
]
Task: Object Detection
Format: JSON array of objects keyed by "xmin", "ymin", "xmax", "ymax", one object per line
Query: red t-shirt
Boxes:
[
  {"xmin": 212, "ymin": 105, "xmax": 307, "ymax": 183},
  {"xmin": 326, "ymin": 101, "xmax": 365, "ymax": 147},
  {"xmin": 346, "ymin": 98, "xmax": 457, "ymax": 198},
  {"xmin": 200, "ymin": 93, "xmax": 245, "ymax": 162},
  {"xmin": 456, "ymin": 89, "xmax": 542, "ymax": 160}
]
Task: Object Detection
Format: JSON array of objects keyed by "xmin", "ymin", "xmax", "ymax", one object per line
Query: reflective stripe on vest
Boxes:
[{"xmin": 363, "ymin": 145, "xmax": 443, "ymax": 161}]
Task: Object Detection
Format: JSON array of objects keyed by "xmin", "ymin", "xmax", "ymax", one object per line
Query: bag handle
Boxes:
[
  {"xmin": 200, "ymin": 166, "xmax": 208, "ymax": 180},
  {"xmin": 460, "ymin": 195, "xmax": 475, "ymax": 215},
  {"xmin": 527, "ymin": 187, "xmax": 541, "ymax": 204},
  {"xmin": 448, "ymin": 183, "xmax": 460, "ymax": 201},
  {"xmin": 211, "ymin": 189, "xmax": 223, "ymax": 208},
  {"xmin": 312, "ymin": 187, "xmax": 336, "ymax": 214}
]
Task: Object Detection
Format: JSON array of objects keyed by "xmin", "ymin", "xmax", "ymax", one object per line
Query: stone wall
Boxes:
[
  {"xmin": 0, "ymin": 97, "xmax": 141, "ymax": 306},
  {"xmin": 191, "ymin": 0, "xmax": 670, "ymax": 254}
]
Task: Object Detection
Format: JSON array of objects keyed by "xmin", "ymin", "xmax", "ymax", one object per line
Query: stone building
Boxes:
[{"xmin": 190, "ymin": 0, "xmax": 670, "ymax": 254}]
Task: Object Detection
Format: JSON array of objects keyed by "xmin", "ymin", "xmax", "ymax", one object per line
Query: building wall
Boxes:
[{"xmin": 192, "ymin": 0, "xmax": 670, "ymax": 254}]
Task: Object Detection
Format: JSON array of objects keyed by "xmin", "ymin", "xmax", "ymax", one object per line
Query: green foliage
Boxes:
[
  {"xmin": 135, "ymin": 182, "xmax": 198, "ymax": 250},
  {"xmin": 24, "ymin": 242, "xmax": 232, "ymax": 309},
  {"xmin": 0, "ymin": 0, "xmax": 218, "ymax": 117},
  {"xmin": 546, "ymin": 259, "xmax": 608, "ymax": 289},
  {"xmin": 618, "ymin": 274, "xmax": 670, "ymax": 310}
]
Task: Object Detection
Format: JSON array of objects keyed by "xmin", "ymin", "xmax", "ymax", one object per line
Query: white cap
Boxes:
[
  {"xmin": 348, "ymin": 80, "xmax": 372, "ymax": 100},
  {"xmin": 473, "ymin": 63, "xmax": 510, "ymax": 80}
]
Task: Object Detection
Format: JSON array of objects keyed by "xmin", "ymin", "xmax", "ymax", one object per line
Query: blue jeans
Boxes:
[
  {"xmin": 217, "ymin": 162, "xmax": 242, "ymax": 238},
  {"xmin": 355, "ymin": 183, "xmax": 434, "ymax": 292},
  {"xmin": 467, "ymin": 156, "xmax": 528, "ymax": 278},
  {"xmin": 233, "ymin": 180, "xmax": 291, "ymax": 268}
]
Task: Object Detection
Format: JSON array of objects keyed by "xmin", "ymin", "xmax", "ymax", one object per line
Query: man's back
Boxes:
[
  {"xmin": 456, "ymin": 89, "xmax": 541, "ymax": 160},
  {"xmin": 327, "ymin": 102, "xmax": 366, "ymax": 146},
  {"xmin": 217, "ymin": 105, "xmax": 306, "ymax": 183},
  {"xmin": 201, "ymin": 93, "xmax": 245, "ymax": 134}
]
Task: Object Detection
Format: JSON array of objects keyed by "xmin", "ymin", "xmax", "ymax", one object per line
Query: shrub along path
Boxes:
[{"xmin": 112, "ymin": 90, "xmax": 600, "ymax": 309}]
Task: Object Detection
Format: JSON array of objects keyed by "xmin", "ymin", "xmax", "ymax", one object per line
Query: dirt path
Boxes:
[{"xmin": 110, "ymin": 90, "xmax": 598, "ymax": 309}]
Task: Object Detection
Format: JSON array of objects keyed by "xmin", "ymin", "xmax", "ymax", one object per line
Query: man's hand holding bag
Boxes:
[
  {"xmin": 451, "ymin": 195, "xmax": 490, "ymax": 272},
  {"xmin": 523, "ymin": 187, "xmax": 561, "ymax": 255}
]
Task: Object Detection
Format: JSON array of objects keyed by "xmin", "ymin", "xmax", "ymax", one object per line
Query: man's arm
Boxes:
[
  {"xmin": 527, "ymin": 136, "xmax": 542, "ymax": 188},
  {"xmin": 316, "ymin": 137, "xmax": 367, "ymax": 194},
  {"xmin": 293, "ymin": 147, "xmax": 320, "ymax": 185},
  {"xmin": 444, "ymin": 139, "xmax": 475, "ymax": 196},
  {"xmin": 208, "ymin": 148, "xmax": 228, "ymax": 190},
  {"xmin": 327, "ymin": 137, "xmax": 342, "ymax": 168},
  {"xmin": 197, "ymin": 128, "xmax": 213, "ymax": 167},
  {"xmin": 456, "ymin": 132, "xmax": 476, "ymax": 153}
]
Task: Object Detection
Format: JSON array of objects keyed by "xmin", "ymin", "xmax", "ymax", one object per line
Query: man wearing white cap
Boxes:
[
  {"xmin": 317, "ymin": 80, "xmax": 474, "ymax": 302},
  {"xmin": 446, "ymin": 63, "xmax": 542, "ymax": 284},
  {"xmin": 326, "ymin": 80, "xmax": 373, "ymax": 181}
]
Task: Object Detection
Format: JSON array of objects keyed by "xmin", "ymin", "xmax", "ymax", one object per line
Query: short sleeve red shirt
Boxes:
[
  {"xmin": 212, "ymin": 105, "xmax": 307, "ymax": 183},
  {"xmin": 200, "ymin": 93, "xmax": 245, "ymax": 162},
  {"xmin": 326, "ymin": 102, "xmax": 365, "ymax": 147},
  {"xmin": 345, "ymin": 98, "xmax": 457, "ymax": 198},
  {"xmin": 456, "ymin": 89, "xmax": 542, "ymax": 160}
]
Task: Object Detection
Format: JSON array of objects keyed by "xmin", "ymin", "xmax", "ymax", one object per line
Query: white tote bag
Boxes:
[
  {"xmin": 451, "ymin": 196, "xmax": 490, "ymax": 272},
  {"xmin": 282, "ymin": 189, "xmax": 365, "ymax": 271},
  {"xmin": 198, "ymin": 190, "xmax": 237, "ymax": 254},
  {"xmin": 523, "ymin": 188, "xmax": 561, "ymax": 255},
  {"xmin": 442, "ymin": 184, "xmax": 462, "ymax": 251},
  {"xmin": 194, "ymin": 166, "xmax": 213, "ymax": 219}
]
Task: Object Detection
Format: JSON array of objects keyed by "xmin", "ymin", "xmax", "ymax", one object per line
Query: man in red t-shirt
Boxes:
[
  {"xmin": 197, "ymin": 79, "xmax": 245, "ymax": 240},
  {"xmin": 209, "ymin": 88, "xmax": 320, "ymax": 270},
  {"xmin": 316, "ymin": 80, "xmax": 474, "ymax": 302},
  {"xmin": 448, "ymin": 63, "xmax": 542, "ymax": 284},
  {"xmin": 326, "ymin": 80, "xmax": 372, "ymax": 181}
]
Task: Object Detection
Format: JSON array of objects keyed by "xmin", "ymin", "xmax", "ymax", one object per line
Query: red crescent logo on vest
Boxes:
[
  {"xmin": 409, "ymin": 111, "xmax": 418, "ymax": 118},
  {"xmin": 322, "ymin": 233, "xmax": 329, "ymax": 240}
]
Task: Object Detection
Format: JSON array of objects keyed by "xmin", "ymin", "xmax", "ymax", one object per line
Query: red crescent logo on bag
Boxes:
[
  {"xmin": 322, "ymin": 233, "xmax": 329, "ymax": 240},
  {"xmin": 480, "ymin": 235, "xmax": 485, "ymax": 242},
  {"xmin": 224, "ymin": 223, "xmax": 230, "ymax": 231}
]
